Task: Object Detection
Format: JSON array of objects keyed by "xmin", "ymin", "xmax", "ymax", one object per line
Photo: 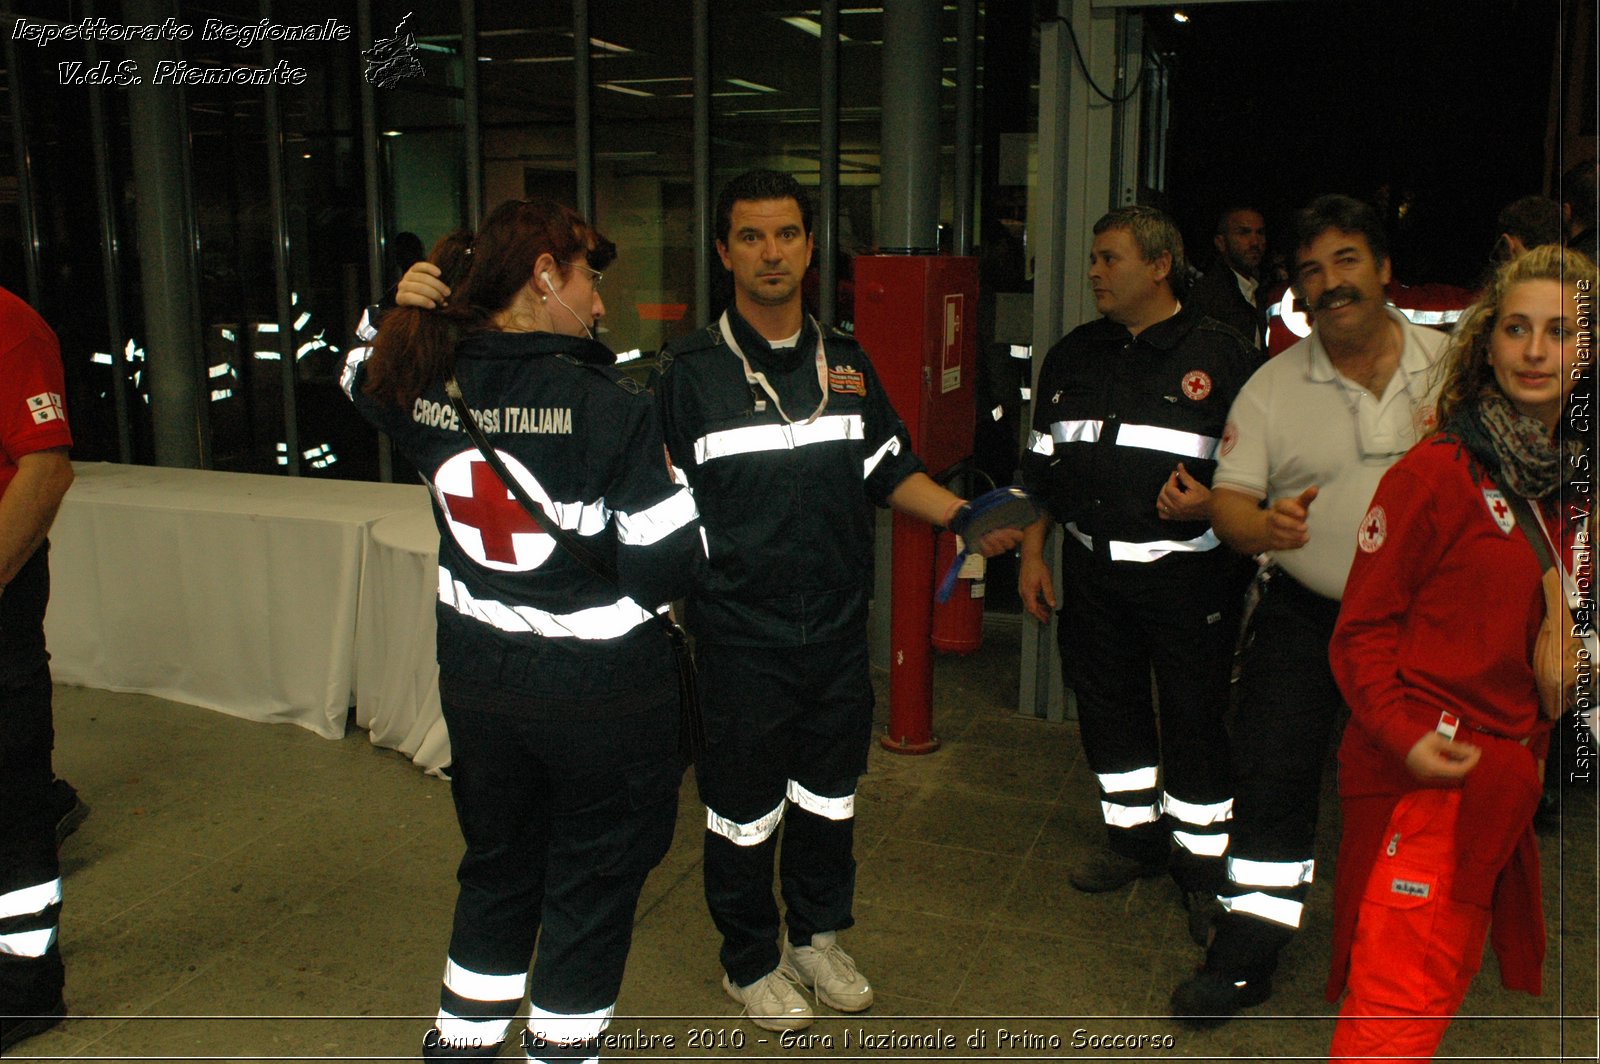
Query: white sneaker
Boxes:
[
  {"xmin": 722, "ymin": 967, "xmax": 813, "ymax": 1032},
  {"xmin": 781, "ymin": 932, "xmax": 875, "ymax": 1012}
]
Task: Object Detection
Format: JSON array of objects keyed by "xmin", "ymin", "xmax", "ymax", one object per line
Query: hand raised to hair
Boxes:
[{"xmin": 397, "ymin": 261, "xmax": 450, "ymax": 309}]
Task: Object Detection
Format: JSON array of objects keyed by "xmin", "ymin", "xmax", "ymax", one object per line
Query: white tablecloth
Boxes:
[
  {"xmin": 46, "ymin": 462, "xmax": 430, "ymax": 740},
  {"xmin": 355, "ymin": 508, "xmax": 451, "ymax": 775}
]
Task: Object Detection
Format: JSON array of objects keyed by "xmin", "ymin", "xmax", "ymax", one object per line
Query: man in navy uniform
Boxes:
[
  {"xmin": 655, "ymin": 170, "xmax": 1018, "ymax": 1032},
  {"xmin": 1018, "ymin": 206, "xmax": 1259, "ymax": 949}
]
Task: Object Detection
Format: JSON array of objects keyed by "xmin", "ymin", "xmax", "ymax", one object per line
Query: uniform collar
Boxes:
[
  {"xmin": 1102, "ymin": 301, "xmax": 1196, "ymax": 352},
  {"xmin": 724, "ymin": 304, "xmax": 817, "ymax": 371},
  {"xmin": 1303, "ymin": 305, "xmax": 1432, "ymax": 384},
  {"xmin": 457, "ymin": 329, "xmax": 617, "ymax": 366}
]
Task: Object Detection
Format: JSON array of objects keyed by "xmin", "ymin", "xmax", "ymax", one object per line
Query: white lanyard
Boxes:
[{"xmin": 718, "ymin": 310, "xmax": 830, "ymax": 426}]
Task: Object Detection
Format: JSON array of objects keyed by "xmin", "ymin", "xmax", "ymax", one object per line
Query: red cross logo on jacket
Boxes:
[
  {"xmin": 442, "ymin": 460, "xmax": 543, "ymax": 564},
  {"xmin": 435, "ymin": 448, "xmax": 558, "ymax": 571}
]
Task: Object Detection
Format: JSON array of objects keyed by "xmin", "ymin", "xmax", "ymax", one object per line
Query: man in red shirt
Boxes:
[{"xmin": 0, "ymin": 285, "xmax": 75, "ymax": 1052}]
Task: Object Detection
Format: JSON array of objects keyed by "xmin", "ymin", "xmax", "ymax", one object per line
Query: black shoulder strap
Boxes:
[
  {"xmin": 445, "ymin": 377, "xmax": 618, "ymax": 585},
  {"xmin": 1489, "ymin": 470, "xmax": 1557, "ymax": 574}
]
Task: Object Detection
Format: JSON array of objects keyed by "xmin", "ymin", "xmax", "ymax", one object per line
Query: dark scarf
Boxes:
[{"xmin": 1452, "ymin": 392, "xmax": 1571, "ymax": 500}]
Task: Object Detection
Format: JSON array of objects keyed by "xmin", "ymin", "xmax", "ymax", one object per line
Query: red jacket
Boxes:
[{"xmin": 1326, "ymin": 434, "xmax": 1570, "ymax": 1000}]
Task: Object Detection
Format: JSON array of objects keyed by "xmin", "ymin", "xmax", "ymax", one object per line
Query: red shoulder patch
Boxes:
[
  {"xmin": 1357, "ymin": 504, "xmax": 1387, "ymax": 554},
  {"xmin": 828, "ymin": 366, "xmax": 866, "ymax": 396},
  {"xmin": 1220, "ymin": 421, "xmax": 1238, "ymax": 457}
]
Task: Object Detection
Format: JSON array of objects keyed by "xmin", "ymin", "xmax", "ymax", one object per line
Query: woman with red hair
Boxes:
[{"xmin": 345, "ymin": 199, "xmax": 703, "ymax": 1061}]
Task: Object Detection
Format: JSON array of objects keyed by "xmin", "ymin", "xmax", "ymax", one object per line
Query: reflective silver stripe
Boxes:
[
  {"xmin": 0, "ymin": 926, "xmax": 56, "ymax": 958},
  {"xmin": 1028, "ymin": 430, "xmax": 1054, "ymax": 456},
  {"xmin": 1172, "ymin": 830, "xmax": 1230, "ymax": 857},
  {"xmin": 786, "ymin": 780, "xmax": 855, "ymax": 820},
  {"xmin": 1220, "ymin": 891, "xmax": 1304, "ymax": 928},
  {"xmin": 707, "ymin": 799, "xmax": 786, "ymax": 846},
  {"xmin": 615, "ymin": 488, "xmax": 697, "ymax": 546},
  {"xmin": 438, "ymin": 567, "xmax": 654, "ymax": 639},
  {"xmin": 1228, "ymin": 856, "xmax": 1315, "ymax": 888},
  {"xmin": 435, "ymin": 1012, "xmax": 513, "ymax": 1048},
  {"xmin": 693, "ymin": 413, "xmax": 864, "ymax": 465},
  {"xmin": 356, "ymin": 305, "xmax": 379, "ymax": 342},
  {"xmin": 0, "ymin": 879, "xmax": 61, "ymax": 920},
  {"xmin": 1115, "ymin": 423, "xmax": 1219, "ymax": 460},
  {"xmin": 526, "ymin": 1002, "xmax": 613, "ymax": 1043},
  {"xmin": 862, "ymin": 436, "xmax": 902, "ymax": 479},
  {"xmin": 1096, "ymin": 766, "xmax": 1158, "ymax": 794},
  {"xmin": 1101, "ymin": 800, "xmax": 1162, "ymax": 828},
  {"xmin": 1051, "ymin": 418, "xmax": 1102, "ymax": 445},
  {"xmin": 339, "ymin": 346, "xmax": 371, "ymax": 399},
  {"xmin": 1163, "ymin": 794, "xmax": 1233, "ymax": 827},
  {"xmin": 543, "ymin": 497, "xmax": 611, "ymax": 537},
  {"xmin": 1066, "ymin": 523, "xmax": 1221, "ymax": 562},
  {"xmin": 444, "ymin": 958, "xmax": 526, "ymax": 1002},
  {"xmin": 1107, "ymin": 529, "xmax": 1220, "ymax": 563}
]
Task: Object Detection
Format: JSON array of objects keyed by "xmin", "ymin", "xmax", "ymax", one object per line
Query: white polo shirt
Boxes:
[{"xmin": 1213, "ymin": 306, "xmax": 1448, "ymax": 600}]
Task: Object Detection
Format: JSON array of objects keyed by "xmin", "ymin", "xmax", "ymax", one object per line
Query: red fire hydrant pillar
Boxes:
[{"xmin": 882, "ymin": 512, "xmax": 939, "ymax": 754}]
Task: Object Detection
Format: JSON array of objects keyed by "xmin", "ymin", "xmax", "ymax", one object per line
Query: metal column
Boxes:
[
  {"xmin": 818, "ymin": 0, "xmax": 839, "ymax": 326},
  {"xmin": 1019, "ymin": 0, "xmax": 1125, "ymax": 721},
  {"xmin": 125, "ymin": 0, "xmax": 206, "ymax": 468},
  {"xmin": 262, "ymin": 0, "xmax": 300, "ymax": 475},
  {"xmin": 693, "ymin": 0, "xmax": 710, "ymax": 321},
  {"xmin": 2, "ymin": 19, "xmax": 40, "ymax": 307},
  {"xmin": 574, "ymin": 0, "xmax": 593, "ymax": 221},
  {"xmin": 1110, "ymin": 14, "xmax": 1143, "ymax": 207},
  {"xmin": 84, "ymin": 18, "xmax": 132, "ymax": 463},
  {"xmin": 357, "ymin": 1, "xmax": 392, "ymax": 480},
  {"xmin": 461, "ymin": 0, "xmax": 482, "ymax": 228},
  {"xmin": 952, "ymin": 0, "xmax": 978, "ymax": 255},
  {"xmin": 878, "ymin": 0, "xmax": 940, "ymax": 254},
  {"xmin": 875, "ymin": 0, "xmax": 944, "ymax": 753}
]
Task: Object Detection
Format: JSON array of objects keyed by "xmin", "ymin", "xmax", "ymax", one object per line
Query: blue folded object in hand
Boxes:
[{"xmin": 938, "ymin": 486, "xmax": 1041, "ymax": 603}]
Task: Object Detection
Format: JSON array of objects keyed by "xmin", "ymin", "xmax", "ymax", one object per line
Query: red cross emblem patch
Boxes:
[
  {"xmin": 1482, "ymin": 489, "xmax": 1515, "ymax": 535},
  {"xmin": 1220, "ymin": 421, "xmax": 1239, "ymax": 457},
  {"xmin": 1181, "ymin": 370, "xmax": 1212, "ymax": 401},
  {"xmin": 434, "ymin": 449, "xmax": 556, "ymax": 571},
  {"xmin": 1357, "ymin": 504, "xmax": 1387, "ymax": 554}
]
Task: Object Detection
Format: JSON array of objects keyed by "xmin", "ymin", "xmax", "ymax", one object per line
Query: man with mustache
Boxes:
[
  {"xmin": 1171, "ymin": 194, "xmax": 1448, "ymax": 1025},
  {"xmin": 655, "ymin": 169, "xmax": 1019, "ymax": 1032},
  {"xmin": 1018, "ymin": 206, "xmax": 1258, "ymax": 946}
]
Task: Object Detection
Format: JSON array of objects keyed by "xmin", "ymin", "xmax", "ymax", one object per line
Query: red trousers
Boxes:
[{"xmin": 1330, "ymin": 788, "xmax": 1492, "ymax": 1063}]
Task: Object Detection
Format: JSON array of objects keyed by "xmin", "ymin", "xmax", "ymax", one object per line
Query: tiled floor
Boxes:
[{"xmin": 13, "ymin": 618, "xmax": 1599, "ymax": 1061}]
